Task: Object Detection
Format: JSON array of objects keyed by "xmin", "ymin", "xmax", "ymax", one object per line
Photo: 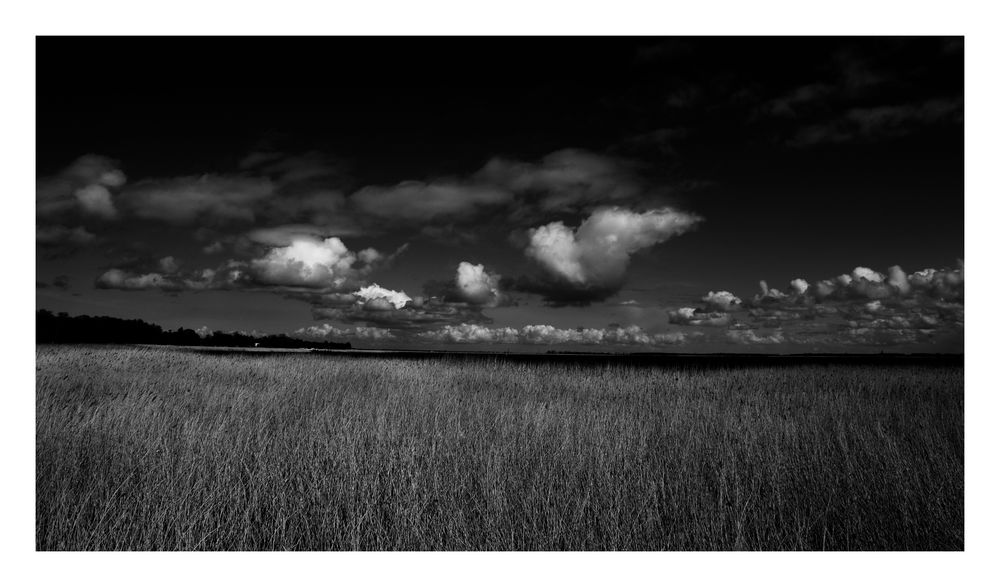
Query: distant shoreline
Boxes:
[{"xmin": 79, "ymin": 344, "xmax": 964, "ymax": 367}]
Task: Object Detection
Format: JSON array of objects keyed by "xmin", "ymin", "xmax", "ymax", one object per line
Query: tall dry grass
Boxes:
[{"xmin": 36, "ymin": 345, "xmax": 963, "ymax": 550}]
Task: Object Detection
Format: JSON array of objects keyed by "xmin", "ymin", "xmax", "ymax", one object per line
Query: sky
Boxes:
[{"xmin": 35, "ymin": 37, "xmax": 964, "ymax": 352}]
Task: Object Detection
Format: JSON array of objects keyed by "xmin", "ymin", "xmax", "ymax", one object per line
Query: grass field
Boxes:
[{"xmin": 35, "ymin": 345, "xmax": 963, "ymax": 550}]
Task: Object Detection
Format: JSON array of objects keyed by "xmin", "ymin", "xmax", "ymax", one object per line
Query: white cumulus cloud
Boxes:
[
  {"xmin": 789, "ymin": 278, "xmax": 810, "ymax": 295},
  {"xmin": 419, "ymin": 323, "xmax": 520, "ymax": 344},
  {"xmin": 353, "ymin": 284, "xmax": 412, "ymax": 310},
  {"xmin": 295, "ymin": 324, "xmax": 396, "ymax": 341},
  {"xmin": 249, "ymin": 236, "xmax": 377, "ymax": 289},
  {"xmin": 701, "ymin": 290, "xmax": 742, "ymax": 311},
  {"xmin": 418, "ymin": 323, "xmax": 690, "ymax": 347},
  {"xmin": 455, "ymin": 261, "xmax": 503, "ymax": 306},
  {"xmin": 525, "ymin": 206, "xmax": 702, "ymax": 292}
]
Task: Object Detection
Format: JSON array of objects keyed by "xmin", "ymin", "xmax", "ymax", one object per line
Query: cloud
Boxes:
[
  {"xmin": 838, "ymin": 326, "xmax": 927, "ymax": 347},
  {"xmin": 95, "ymin": 269, "xmax": 176, "ymax": 291},
  {"xmin": 790, "ymin": 98, "xmax": 962, "ymax": 147},
  {"xmin": 476, "ymin": 149, "xmax": 646, "ymax": 214},
  {"xmin": 418, "ymin": 323, "xmax": 690, "ymax": 346},
  {"xmin": 247, "ymin": 236, "xmax": 380, "ymax": 290},
  {"xmin": 455, "ymin": 261, "xmax": 504, "ymax": 306},
  {"xmin": 245, "ymin": 224, "xmax": 357, "ymax": 247},
  {"xmin": 60, "ymin": 155, "xmax": 126, "ymax": 187},
  {"xmin": 520, "ymin": 324, "xmax": 605, "ymax": 345},
  {"xmin": 519, "ymin": 206, "xmax": 702, "ymax": 305},
  {"xmin": 726, "ymin": 328, "xmax": 786, "ymax": 345},
  {"xmin": 806, "ymin": 264, "xmax": 963, "ymax": 303},
  {"xmin": 753, "ymin": 280, "xmax": 794, "ymax": 303},
  {"xmin": 261, "ymin": 190, "xmax": 356, "ymax": 232},
  {"xmin": 37, "ymin": 155, "xmax": 126, "ymax": 220},
  {"xmin": 906, "ymin": 265, "xmax": 964, "ymax": 300},
  {"xmin": 291, "ymin": 282, "xmax": 493, "ymax": 331},
  {"xmin": 418, "ymin": 323, "xmax": 520, "ymax": 344},
  {"xmin": 37, "ymin": 275, "xmax": 71, "ymax": 290},
  {"xmin": 658, "ymin": 260, "xmax": 963, "ymax": 349},
  {"xmin": 345, "ymin": 149, "xmax": 682, "ymax": 231},
  {"xmin": 886, "ymin": 265, "xmax": 911, "ymax": 295},
  {"xmin": 90, "ymin": 227, "xmax": 400, "ymax": 303},
  {"xmin": 108, "ymin": 150, "xmax": 356, "ymax": 232},
  {"xmin": 158, "ymin": 256, "xmax": 179, "ymax": 274},
  {"xmin": 94, "ymin": 235, "xmax": 385, "ymax": 293},
  {"xmin": 789, "ymin": 278, "xmax": 810, "ymax": 295},
  {"xmin": 847, "ymin": 99, "xmax": 963, "ymax": 133},
  {"xmin": 109, "ymin": 149, "xmax": 354, "ymax": 230},
  {"xmin": 418, "ymin": 224, "xmax": 480, "ymax": 245},
  {"xmin": 53, "ymin": 148, "xmax": 689, "ymax": 249},
  {"xmin": 120, "ymin": 175, "xmax": 275, "ymax": 225},
  {"xmin": 74, "ymin": 184, "xmax": 118, "ymax": 219},
  {"xmin": 94, "ymin": 264, "xmax": 234, "ymax": 292},
  {"xmin": 762, "ymin": 83, "xmax": 835, "ymax": 118},
  {"xmin": 354, "ymin": 284, "xmax": 412, "ymax": 310},
  {"xmin": 421, "ymin": 262, "xmax": 510, "ymax": 310},
  {"xmin": 352, "ymin": 181, "xmax": 512, "ymax": 222},
  {"xmin": 312, "ymin": 294, "xmax": 490, "ymax": 331},
  {"xmin": 36, "ymin": 225, "xmax": 96, "ymax": 247},
  {"xmin": 701, "ymin": 290, "xmax": 742, "ymax": 311},
  {"xmin": 294, "ymin": 324, "xmax": 397, "ymax": 341},
  {"xmin": 829, "ymin": 299, "xmax": 960, "ymax": 346},
  {"xmin": 203, "ymin": 241, "xmax": 224, "ymax": 254},
  {"xmin": 668, "ymin": 307, "xmax": 731, "ymax": 327},
  {"xmin": 740, "ymin": 262, "xmax": 964, "ymax": 347}
]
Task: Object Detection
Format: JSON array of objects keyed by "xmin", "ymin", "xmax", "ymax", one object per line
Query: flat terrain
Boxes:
[{"xmin": 36, "ymin": 345, "xmax": 963, "ymax": 550}]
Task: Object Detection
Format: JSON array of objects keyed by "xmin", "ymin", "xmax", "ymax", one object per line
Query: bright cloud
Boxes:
[
  {"xmin": 701, "ymin": 290, "xmax": 742, "ymax": 311},
  {"xmin": 523, "ymin": 206, "xmax": 702, "ymax": 303},
  {"xmin": 353, "ymin": 284, "xmax": 412, "ymax": 310},
  {"xmin": 455, "ymin": 261, "xmax": 503, "ymax": 306},
  {"xmin": 249, "ymin": 236, "xmax": 375, "ymax": 289},
  {"xmin": 418, "ymin": 323, "xmax": 689, "ymax": 346},
  {"xmin": 294, "ymin": 324, "xmax": 397, "ymax": 341}
]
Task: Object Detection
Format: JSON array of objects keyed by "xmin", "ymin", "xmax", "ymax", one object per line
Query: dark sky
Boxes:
[{"xmin": 36, "ymin": 37, "xmax": 964, "ymax": 352}]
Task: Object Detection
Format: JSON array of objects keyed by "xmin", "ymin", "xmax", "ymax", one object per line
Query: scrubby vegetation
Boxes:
[{"xmin": 36, "ymin": 345, "xmax": 963, "ymax": 550}]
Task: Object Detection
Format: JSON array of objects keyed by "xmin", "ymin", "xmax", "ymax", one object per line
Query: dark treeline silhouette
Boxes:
[{"xmin": 36, "ymin": 309, "xmax": 351, "ymax": 349}]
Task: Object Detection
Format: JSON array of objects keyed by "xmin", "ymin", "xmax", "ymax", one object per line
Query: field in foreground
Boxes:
[{"xmin": 36, "ymin": 345, "xmax": 963, "ymax": 550}]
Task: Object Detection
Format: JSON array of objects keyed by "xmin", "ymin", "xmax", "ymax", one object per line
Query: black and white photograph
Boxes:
[{"xmin": 10, "ymin": 2, "xmax": 1000, "ymax": 584}]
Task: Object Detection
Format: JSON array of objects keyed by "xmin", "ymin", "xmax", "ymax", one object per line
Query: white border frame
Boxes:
[{"xmin": 6, "ymin": 2, "xmax": 996, "ymax": 585}]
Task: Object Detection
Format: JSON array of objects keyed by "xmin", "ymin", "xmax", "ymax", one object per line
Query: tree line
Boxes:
[{"xmin": 36, "ymin": 309, "xmax": 351, "ymax": 349}]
